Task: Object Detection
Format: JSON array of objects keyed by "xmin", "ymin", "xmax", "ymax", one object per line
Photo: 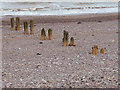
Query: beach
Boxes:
[{"xmin": 2, "ymin": 13, "xmax": 118, "ymax": 88}]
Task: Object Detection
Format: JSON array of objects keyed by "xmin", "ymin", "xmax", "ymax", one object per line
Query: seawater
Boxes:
[{"xmin": 0, "ymin": 2, "xmax": 118, "ymax": 16}]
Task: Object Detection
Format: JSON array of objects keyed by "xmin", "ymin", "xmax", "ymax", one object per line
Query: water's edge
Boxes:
[{"xmin": 0, "ymin": 2, "xmax": 118, "ymax": 16}]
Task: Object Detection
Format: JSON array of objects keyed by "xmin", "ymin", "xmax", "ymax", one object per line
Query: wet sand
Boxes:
[{"xmin": 2, "ymin": 13, "xmax": 118, "ymax": 88}]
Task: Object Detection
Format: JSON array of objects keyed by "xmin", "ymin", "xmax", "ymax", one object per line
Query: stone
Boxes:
[
  {"xmin": 77, "ymin": 22, "xmax": 81, "ymax": 24},
  {"xmin": 37, "ymin": 53, "xmax": 41, "ymax": 55},
  {"xmin": 98, "ymin": 20, "xmax": 102, "ymax": 22},
  {"xmin": 39, "ymin": 42, "xmax": 43, "ymax": 44}
]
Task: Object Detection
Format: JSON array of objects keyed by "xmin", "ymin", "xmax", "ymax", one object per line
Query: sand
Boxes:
[{"xmin": 2, "ymin": 13, "xmax": 118, "ymax": 88}]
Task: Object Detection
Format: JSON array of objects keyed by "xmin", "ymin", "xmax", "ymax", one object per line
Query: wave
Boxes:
[
  {"xmin": 1, "ymin": 6, "xmax": 118, "ymax": 12},
  {"xmin": 0, "ymin": 2, "xmax": 118, "ymax": 16}
]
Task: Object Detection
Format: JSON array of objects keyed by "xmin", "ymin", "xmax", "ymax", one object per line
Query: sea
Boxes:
[{"xmin": 0, "ymin": 2, "xmax": 118, "ymax": 16}]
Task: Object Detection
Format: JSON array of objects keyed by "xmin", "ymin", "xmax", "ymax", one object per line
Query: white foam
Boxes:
[{"xmin": 0, "ymin": 2, "xmax": 118, "ymax": 16}]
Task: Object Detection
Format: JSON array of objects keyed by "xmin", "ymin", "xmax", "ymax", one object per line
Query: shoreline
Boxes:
[{"xmin": 2, "ymin": 13, "xmax": 118, "ymax": 25}]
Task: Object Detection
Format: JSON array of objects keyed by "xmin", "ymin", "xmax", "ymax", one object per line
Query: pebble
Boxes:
[
  {"xmin": 60, "ymin": 62, "xmax": 62, "ymax": 65},
  {"xmin": 85, "ymin": 83, "xmax": 90, "ymax": 86},
  {"xmin": 112, "ymin": 40, "xmax": 115, "ymax": 42},
  {"xmin": 68, "ymin": 58, "xmax": 70, "ymax": 60},
  {"xmin": 92, "ymin": 55, "xmax": 96, "ymax": 58},
  {"xmin": 74, "ymin": 33, "xmax": 77, "ymax": 35},
  {"xmin": 116, "ymin": 32, "xmax": 119, "ymax": 33},
  {"xmin": 62, "ymin": 80, "xmax": 66, "ymax": 82},
  {"xmin": 39, "ymin": 42, "xmax": 43, "ymax": 44},
  {"xmin": 56, "ymin": 57, "xmax": 59, "ymax": 60},
  {"xmin": 98, "ymin": 20, "xmax": 102, "ymax": 22},
  {"xmin": 68, "ymin": 63, "xmax": 71, "ymax": 65},
  {"xmin": 20, "ymin": 78, "xmax": 23, "ymax": 81},
  {"xmin": 36, "ymin": 64, "xmax": 41, "ymax": 68},
  {"xmin": 77, "ymin": 55, "xmax": 80, "ymax": 58},
  {"xmin": 42, "ymin": 79, "xmax": 47, "ymax": 83},
  {"xmin": 83, "ymin": 76, "xmax": 85, "ymax": 79},
  {"xmin": 34, "ymin": 24, "xmax": 37, "ymax": 26},
  {"xmin": 13, "ymin": 48, "xmax": 21, "ymax": 50},
  {"xmin": 103, "ymin": 58, "xmax": 105, "ymax": 60},
  {"xmin": 53, "ymin": 62, "xmax": 58, "ymax": 65},
  {"xmin": 13, "ymin": 48, "xmax": 17, "ymax": 50},
  {"xmin": 77, "ymin": 22, "xmax": 81, "ymax": 24},
  {"xmin": 102, "ymin": 81, "xmax": 109, "ymax": 85},
  {"xmin": 92, "ymin": 34, "xmax": 94, "ymax": 36},
  {"xmin": 92, "ymin": 79, "xmax": 95, "ymax": 82},
  {"xmin": 37, "ymin": 53, "xmax": 41, "ymax": 55},
  {"xmin": 18, "ymin": 48, "xmax": 21, "ymax": 50},
  {"xmin": 6, "ymin": 83, "xmax": 12, "ymax": 87},
  {"xmin": 2, "ymin": 72, "xmax": 7, "ymax": 77},
  {"xmin": 101, "ymin": 76, "xmax": 104, "ymax": 79},
  {"xmin": 76, "ymin": 62, "xmax": 78, "ymax": 64},
  {"xmin": 4, "ymin": 36, "xmax": 7, "ymax": 38}
]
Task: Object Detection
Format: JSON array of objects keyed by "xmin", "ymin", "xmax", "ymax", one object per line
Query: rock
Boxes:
[
  {"xmin": 2, "ymin": 72, "xmax": 7, "ymax": 76},
  {"xmin": 20, "ymin": 78, "xmax": 23, "ymax": 81},
  {"xmin": 36, "ymin": 64, "xmax": 41, "ymax": 68},
  {"xmin": 56, "ymin": 57, "xmax": 59, "ymax": 60},
  {"xmin": 103, "ymin": 58, "xmax": 105, "ymax": 60},
  {"xmin": 34, "ymin": 24, "xmax": 37, "ymax": 26},
  {"xmin": 116, "ymin": 32, "xmax": 119, "ymax": 33},
  {"xmin": 53, "ymin": 62, "xmax": 59, "ymax": 65},
  {"xmin": 13, "ymin": 48, "xmax": 21, "ymax": 50},
  {"xmin": 42, "ymin": 79, "xmax": 47, "ymax": 84},
  {"xmin": 18, "ymin": 48, "xmax": 21, "ymax": 50},
  {"xmin": 85, "ymin": 83, "xmax": 90, "ymax": 86},
  {"xmin": 83, "ymin": 76, "xmax": 85, "ymax": 79},
  {"xmin": 77, "ymin": 22, "xmax": 81, "ymax": 24},
  {"xmin": 112, "ymin": 40, "xmax": 115, "ymax": 42},
  {"xmin": 81, "ymin": 80, "xmax": 84, "ymax": 83},
  {"xmin": 102, "ymin": 81, "xmax": 108, "ymax": 85},
  {"xmin": 47, "ymin": 80, "xmax": 52, "ymax": 83},
  {"xmin": 39, "ymin": 42, "xmax": 43, "ymax": 44},
  {"xmin": 37, "ymin": 53, "xmax": 41, "ymax": 55},
  {"xmin": 74, "ymin": 33, "xmax": 77, "ymax": 35},
  {"xmin": 6, "ymin": 83, "xmax": 12, "ymax": 88},
  {"xmin": 92, "ymin": 34, "xmax": 94, "ymax": 36},
  {"xmin": 13, "ymin": 48, "xmax": 17, "ymax": 50},
  {"xmin": 77, "ymin": 55, "xmax": 79, "ymax": 58},
  {"xmin": 101, "ymin": 76, "xmax": 104, "ymax": 79},
  {"xmin": 92, "ymin": 79, "xmax": 95, "ymax": 82},
  {"xmin": 88, "ymin": 52, "xmax": 91, "ymax": 54},
  {"xmin": 98, "ymin": 20, "xmax": 102, "ymax": 22}
]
